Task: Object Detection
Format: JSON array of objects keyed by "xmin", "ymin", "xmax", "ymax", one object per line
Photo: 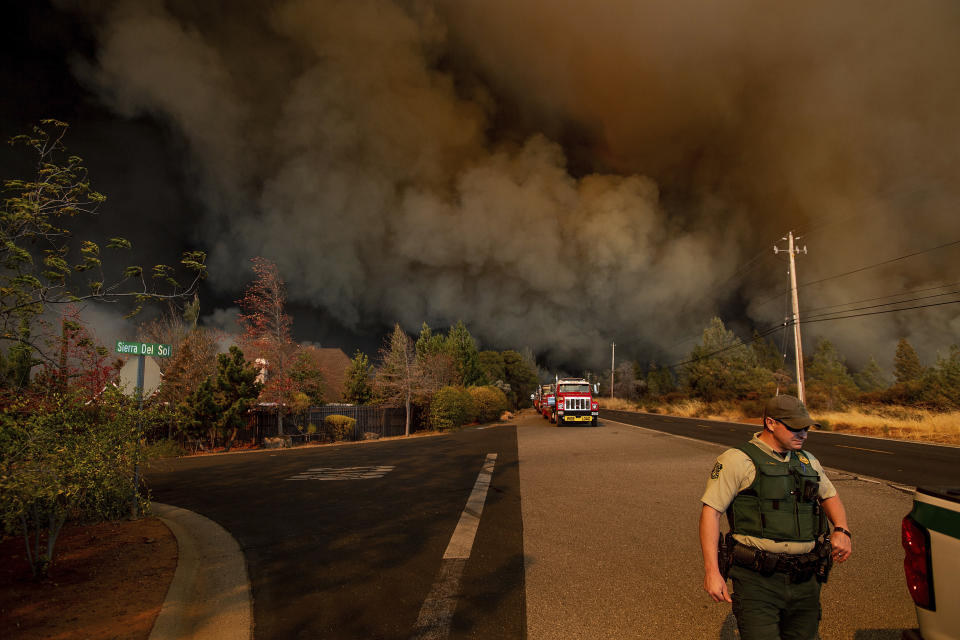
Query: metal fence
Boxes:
[{"xmin": 252, "ymin": 405, "xmax": 410, "ymax": 444}]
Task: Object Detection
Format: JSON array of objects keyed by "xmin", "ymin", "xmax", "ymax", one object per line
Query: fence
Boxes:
[{"xmin": 252, "ymin": 405, "xmax": 410, "ymax": 444}]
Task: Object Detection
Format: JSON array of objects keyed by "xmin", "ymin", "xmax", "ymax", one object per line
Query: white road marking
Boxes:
[
  {"xmin": 412, "ymin": 453, "xmax": 498, "ymax": 640},
  {"xmin": 285, "ymin": 465, "xmax": 395, "ymax": 480}
]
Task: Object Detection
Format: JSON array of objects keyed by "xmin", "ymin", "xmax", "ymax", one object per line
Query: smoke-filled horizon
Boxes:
[{"xmin": 36, "ymin": 0, "xmax": 960, "ymax": 370}]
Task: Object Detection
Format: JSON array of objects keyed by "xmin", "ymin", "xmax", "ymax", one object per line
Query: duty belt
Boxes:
[{"xmin": 728, "ymin": 539, "xmax": 823, "ymax": 583}]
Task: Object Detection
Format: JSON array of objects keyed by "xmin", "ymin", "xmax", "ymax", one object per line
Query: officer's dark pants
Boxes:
[{"xmin": 730, "ymin": 565, "xmax": 821, "ymax": 640}]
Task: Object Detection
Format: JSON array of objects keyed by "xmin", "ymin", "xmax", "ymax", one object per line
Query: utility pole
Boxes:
[
  {"xmin": 610, "ymin": 341, "xmax": 615, "ymax": 399},
  {"xmin": 774, "ymin": 231, "xmax": 807, "ymax": 403}
]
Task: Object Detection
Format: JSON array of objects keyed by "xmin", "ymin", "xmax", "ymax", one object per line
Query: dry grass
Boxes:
[
  {"xmin": 599, "ymin": 398, "xmax": 960, "ymax": 445},
  {"xmin": 816, "ymin": 407, "xmax": 960, "ymax": 445}
]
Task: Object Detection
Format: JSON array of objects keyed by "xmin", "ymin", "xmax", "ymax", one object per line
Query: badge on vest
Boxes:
[
  {"xmin": 797, "ymin": 454, "xmax": 810, "ymax": 464},
  {"xmin": 711, "ymin": 462, "xmax": 722, "ymax": 479}
]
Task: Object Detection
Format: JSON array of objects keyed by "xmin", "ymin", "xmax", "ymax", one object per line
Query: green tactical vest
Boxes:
[{"xmin": 727, "ymin": 442, "xmax": 826, "ymax": 542}]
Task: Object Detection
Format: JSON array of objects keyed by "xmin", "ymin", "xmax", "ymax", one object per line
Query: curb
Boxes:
[{"xmin": 149, "ymin": 503, "xmax": 253, "ymax": 640}]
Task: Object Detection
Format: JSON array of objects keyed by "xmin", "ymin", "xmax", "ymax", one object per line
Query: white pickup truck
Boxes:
[{"xmin": 902, "ymin": 486, "xmax": 960, "ymax": 640}]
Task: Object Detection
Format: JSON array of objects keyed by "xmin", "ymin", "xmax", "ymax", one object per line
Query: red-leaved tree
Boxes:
[{"xmin": 236, "ymin": 257, "xmax": 297, "ymax": 434}]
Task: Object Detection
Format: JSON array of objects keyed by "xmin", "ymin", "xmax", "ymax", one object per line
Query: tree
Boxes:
[
  {"xmin": 918, "ymin": 345, "xmax": 960, "ymax": 411},
  {"xmin": 853, "ymin": 356, "xmax": 888, "ymax": 392},
  {"xmin": 288, "ymin": 347, "xmax": 327, "ymax": 406},
  {"xmin": 213, "ymin": 346, "xmax": 262, "ymax": 450},
  {"xmin": 236, "ymin": 257, "xmax": 296, "ymax": 434},
  {"xmin": 415, "ymin": 322, "xmax": 446, "ymax": 360},
  {"xmin": 180, "ymin": 377, "xmax": 220, "ymax": 448},
  {"xmin": 478, "ymin": 350, "xmax": 506, "ymax": 386},
  {"xmin": 0, "ymin": 120, "xmax": 206, "ymax": 389},
  {"xmin": 893, "ymin": 338, "xmax": 924, "ymax": 384},
  {"xmin": 501, "ymin": 349, "xmax": 538, "ymax": 408},
  {"xmin": 344, "ymin": 350, "xmax": 373, "ymax": 404},
  {"xmin": 446, "ymin": 321, "xmax": 485, "ymax": 386},
  {"xmin": 751, "ymin": 331, "xmax": 783, "ymax": 373},
  {"xmin": 375, "ymin": 324, "xmax": 417, "ymax": 435},
  {"xmin": 645, "ymin": 362, "xmax": 676, "ymax": 398},
  {"xmin": 139, "ymin": 302, "xmax": 220, "ymax": 411},
  {"xmin": 614, "ymin": 361, "xmax": 640, "ymax": 399},
  {"xmin": 681, "ymin": 317, "xmax": 771, "ymax": 401},
  {"xmin": 805, "ymin": 338, "xmax": 858, "ymax": 410}
]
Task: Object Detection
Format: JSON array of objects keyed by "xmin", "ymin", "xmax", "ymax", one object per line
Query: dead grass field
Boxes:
[{"xmin": 597, "ymin": 397, "xmax": 960, "ymax": 445}]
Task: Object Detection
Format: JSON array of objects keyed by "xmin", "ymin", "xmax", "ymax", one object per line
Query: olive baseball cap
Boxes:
[{"xmin": 764, "ymin": 394, "xmax": 821, "ymax": 429}]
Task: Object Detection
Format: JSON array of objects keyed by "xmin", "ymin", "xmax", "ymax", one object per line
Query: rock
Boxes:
[
  {"xmin": 500, "ymin": 411, "xmax": 515, "ymax": 421},
  {"xmin": 362, "ymin": 432, "xmax": 380, "ymax": 440},
  {"xmin": 263, "ymin": 436, "xmax": 290, "ymax": 449}
]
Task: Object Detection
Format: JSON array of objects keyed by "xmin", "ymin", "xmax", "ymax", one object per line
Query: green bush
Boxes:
[
  {"xmin": 0, "ymin": 388, "xmax": 147, "ymax": 577},
  {"xmin": 145, "ymin": 439, "xmax": 187, "ymax": 459},
  {"xmin": 430, "ymin": 386, "xmax": 476, "ymax": 431},
  {"xmin": 469, "ymin": 385, "xmax": 509, "ymax": 423},
  {"xmin": 324, "ymin": 414, "xmax": 355, "ymax": 441}
]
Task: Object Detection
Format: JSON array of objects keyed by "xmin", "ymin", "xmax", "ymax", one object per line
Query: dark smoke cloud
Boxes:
[{"xmin": 68, "ymin": 0, "xmax": 960, "ymax": 369}]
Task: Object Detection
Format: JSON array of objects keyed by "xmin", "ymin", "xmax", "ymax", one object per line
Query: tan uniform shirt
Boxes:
[{"xmin": 701, "ymin": 433, "xmax": 837, "ymax": 554}]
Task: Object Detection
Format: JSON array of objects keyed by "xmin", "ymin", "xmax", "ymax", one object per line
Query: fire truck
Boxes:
[
  {"xmin": 552, "ymin": 377, "xmax": 599, "ymax": 426},
  {"xmin": 536, "ymin": 384, "xmax": 555, "ymax": 421},
  {"xmin": 533, "ymin": 384, "xmax": 551, "ymax": 415}
]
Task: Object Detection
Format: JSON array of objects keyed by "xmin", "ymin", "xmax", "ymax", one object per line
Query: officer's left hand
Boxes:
[{"xmin": 831, "ymin": 531, "xmax": 852, "ymax": 562}]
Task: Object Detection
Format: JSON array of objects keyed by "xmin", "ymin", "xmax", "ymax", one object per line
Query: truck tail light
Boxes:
[{"xmin": 902, "ymin": 515, "xmax": 935, "ymax": 610}]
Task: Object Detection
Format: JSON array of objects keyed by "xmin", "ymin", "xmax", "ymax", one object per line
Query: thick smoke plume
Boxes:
[{"xmin": 76, "ymin": 0, "xmax": 960, "ymax": 369}]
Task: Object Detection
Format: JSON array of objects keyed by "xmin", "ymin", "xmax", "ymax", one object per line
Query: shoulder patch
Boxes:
[
  {"xmin": 797, "ymin": 454, "xmax": 810, "ymax": 464},
  {"xmin": 711, "ymin": 461, "xmax": 723, "ymax": 479}
]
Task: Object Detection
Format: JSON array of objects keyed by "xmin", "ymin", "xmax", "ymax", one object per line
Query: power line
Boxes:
[
  {"xmin": 662, "ymin": 296, "xmax": 960, "ymax": 371},
  {"xmin": 796, "ymin": 238, "xmax": 960, "ymax": 290},
  {"xmin": 800, "ymin": 281, "xmax": 960, "ymax": 315},
  {"xmin": 802, "ymin": 289, "xmax": 960, "ymax": 322},
  {"xmin": 751, "ymin": 238, "xmax": 960, "ymax": 311},
  {"xmin": 799, "ymin": 298, "xmax": 960, "ymax": 325},
  {"xmin": 664, "ymin": 322, "xmax": 786, "ymax": 370}
]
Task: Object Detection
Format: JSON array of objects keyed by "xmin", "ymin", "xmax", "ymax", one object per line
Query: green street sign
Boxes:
[{"xmin": 116, "ymin": 340, "xmax": 172, "ymax": 358}]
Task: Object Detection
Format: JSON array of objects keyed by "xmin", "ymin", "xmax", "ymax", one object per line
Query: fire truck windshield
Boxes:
[{"xmin": 558, "ymin": 384, "xmax": 590, "ymax": 393}]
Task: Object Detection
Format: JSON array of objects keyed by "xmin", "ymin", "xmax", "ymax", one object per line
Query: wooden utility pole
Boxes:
[
  {"xmin": 774, "ymin": 232, "xmax": 807, "ymax": 403},
  {"xmin": 610, "ymin": 342, "xmax": 615, "ymax": 399}
]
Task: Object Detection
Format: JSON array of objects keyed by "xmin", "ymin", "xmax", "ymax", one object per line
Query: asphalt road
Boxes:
[
  {"xmin": 601, "ymin": 409, "xmax": 960, "ymax": 488},
  {"xmin": 147, "ymin": 410, "xmax": 926, "ymax": 639},
  {"xmin": 146, "ymin": 425, "xmax": 525, "ymax": 640},
  {"xmin": 523, "ymin": 410, "xmax": 917, "ymax": 640}
]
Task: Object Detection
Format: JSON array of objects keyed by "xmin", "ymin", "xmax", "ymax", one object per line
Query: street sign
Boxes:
[
  {"xmin": 118, "ymin": 356, "xmax": 163, "ymax": 398},
  {"xmin": 116, "ymin": 341, "xmax": 172, "ymax": 358}
]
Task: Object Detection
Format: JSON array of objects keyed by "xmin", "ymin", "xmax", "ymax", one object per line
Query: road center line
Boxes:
[
  {"xmin": 835, "ymin": 444, "xmax": 894, "ymax": 455},
  {"xmin": 412, "ymin": 453, "xmax": 498, "ymax": 640}
]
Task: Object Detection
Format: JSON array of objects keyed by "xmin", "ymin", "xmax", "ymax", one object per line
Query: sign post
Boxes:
[{"xmin": 117, "ymin": 341, "xmax": 171, "ymax": 518}]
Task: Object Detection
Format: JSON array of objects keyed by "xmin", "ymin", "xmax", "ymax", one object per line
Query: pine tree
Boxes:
[
  {"xmin": 806, "ymin": 338, "xmax": 857, "ymax": 410},
  {"xmin": 214, "ymin": 346, "xmax": 262, "ymax": 451},
  {"xmin": 893, "ymin": 338, "xmax": 923, "ymax": 384},
  {"xmin": 446, "ymin": 320, "xmax": 484, "ymax": 386},
  {"xmin": 853, "ymin": 356, "xmax": 888, "ymax": 392},
  {"xmin": 344, "ymin": 350, "xmax": 373, "ymax": 404}
]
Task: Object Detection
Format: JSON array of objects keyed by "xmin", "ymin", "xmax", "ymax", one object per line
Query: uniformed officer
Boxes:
[{"xmin": 699, "ymin": 394, "xmax": 853, "ymax": 640}]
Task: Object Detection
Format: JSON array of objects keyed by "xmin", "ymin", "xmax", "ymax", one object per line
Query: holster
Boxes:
[
  {"xmin": 814, "ymin": 533, "xmax": 834, "ymax": 583},
  {"xmin": 718, "ymin": 533, "xmax": 734, "ymax": 580}
]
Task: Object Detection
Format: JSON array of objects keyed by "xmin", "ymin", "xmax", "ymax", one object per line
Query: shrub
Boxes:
[
  {"xmin": 0, "ymin": 388, "xmax": 147, "ymax": 578},
  {"xmin": 469, "ymin": 385, "xmax": 509, "ymax": 423},
  {"xmin": 430, "ymin": 386, "xmax": 476, "ymax": 431},
  {"xmin": 145, "ymin": 439, "xmax": 187, "ymax": 459},
  {"xmin": 324, "ymin": 414, "xmax": 355, "ymax": 441}
]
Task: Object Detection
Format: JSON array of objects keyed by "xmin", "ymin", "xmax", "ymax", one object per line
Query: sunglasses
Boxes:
[{"xmin": 773, "ymin": 418, "xmax": 810, "ymax": 433}]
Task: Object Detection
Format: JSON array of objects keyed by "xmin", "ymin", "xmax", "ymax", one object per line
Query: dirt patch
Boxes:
[{"xmin": 0, "ymin": 517, "xmax": 177, "ymax": 640}]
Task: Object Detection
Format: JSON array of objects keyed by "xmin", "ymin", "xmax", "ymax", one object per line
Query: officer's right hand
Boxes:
[{"xmin": 704, "ymin": 570, "xmax": 732, "ymax": 603}]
